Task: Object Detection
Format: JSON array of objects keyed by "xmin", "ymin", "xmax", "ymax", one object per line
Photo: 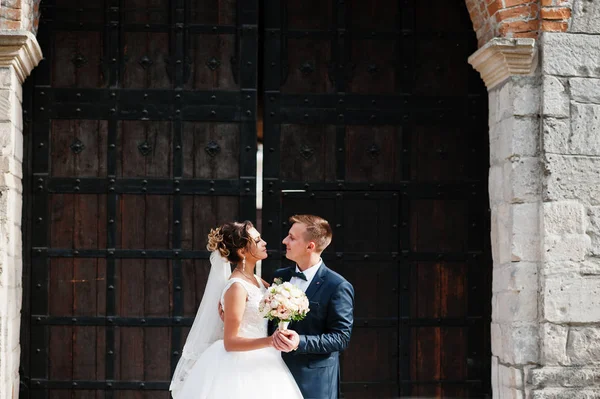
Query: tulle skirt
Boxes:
[{"xmin": 175, "ymin": 339, "xmax": 303, "ymax": 399}]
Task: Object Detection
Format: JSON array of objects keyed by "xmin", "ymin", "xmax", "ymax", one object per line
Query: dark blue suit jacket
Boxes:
[{"xmin": 271, "ymin": 264, "xmax": 354, "ymax": 399}]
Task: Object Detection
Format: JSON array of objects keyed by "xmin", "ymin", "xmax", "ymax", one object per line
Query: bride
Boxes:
[{"xmin": 169, "ymin": 221, "xmax": 303, "ymax": 399}]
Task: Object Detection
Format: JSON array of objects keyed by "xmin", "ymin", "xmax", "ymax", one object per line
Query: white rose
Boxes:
[{"xmin": 274, "ymin": 294, "xmax": 287, "ymax": 303}]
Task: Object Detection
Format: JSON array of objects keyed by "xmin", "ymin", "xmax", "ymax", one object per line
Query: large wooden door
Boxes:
[
  {"xmin": 260, "ymin": 0, "xmax": 492, "ymax": 398},
  {"xmin": 21, "ymin": 1, "xmax": 257, "ymax": 398}
]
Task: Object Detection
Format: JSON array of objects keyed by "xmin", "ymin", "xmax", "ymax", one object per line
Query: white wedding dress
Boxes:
[{"xmin": 174, "ymin": 276, "xmax": 303, "ymax": 399}]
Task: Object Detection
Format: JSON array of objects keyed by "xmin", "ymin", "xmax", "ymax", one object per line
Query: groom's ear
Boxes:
[{"xmin": 307, "ymin": 241, "xmax": 316, "ymax": 251}]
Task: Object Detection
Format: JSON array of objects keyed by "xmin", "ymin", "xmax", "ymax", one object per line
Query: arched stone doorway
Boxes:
[{"xmin": 1, "ymin": 1, "xmax": 599, "ymax": 398}]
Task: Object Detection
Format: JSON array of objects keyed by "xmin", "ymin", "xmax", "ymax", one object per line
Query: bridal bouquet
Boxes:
[{"xmin": 258, "ymin": 278, "xmax": 310, "ymax": 330}]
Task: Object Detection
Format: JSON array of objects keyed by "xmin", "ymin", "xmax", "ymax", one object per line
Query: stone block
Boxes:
[
  {"xmin": 570, "ymin": 0, "xmax": 600, "ymax": 34},
  {"xmin": 491, "ymin": 117, "xmax": 540, "ymax": 165},
  {"xmin": 497, "ymin": 77, "xmax": 541, "ymax": 119},
  {"xmin": 499, "ymin": 363, "xmax": 524, "ymax": 389},
  {"xmin": 6, "ymin": 189, "xmax": 21, "ymax": 223},
  {"xmin": 512, "ymin": 203, "xmax": 542, "ymax": 262},
  {"xmin": 544, "ymin": 234, "xmax": 591, "ymax": 262},
  {"xmin": 0, "ymin": 156, "xmax": 22, "ymax": 181},
  {"xmin": 541, "ymin": 101, "xmax": 600, "ymax": 156},
  {"xmin": 543, "ymin": 118, "xmax": 571, "ymax": 154},
  {"xmin": 498, "ymin": 82, "xmax": 517, "ymax": 121},
  {"xmin": 493, "ymin": 262, "xmax": 538, "ymax": 292},
  {"xmin": 491, "ymin": 322, "xmax": 539, "ymax": 365},
  {"xmin": 502, "ymin": 388, "xmax": 525, "ymax": 399},
  {"xmin": 11, "ymin": 286, "xmax": 20, "ymax": 318},
  {"xmin": 524, "ymin": 365, "xmax": 537, "ymax": 399},
  {"xmin": 581, "ymin": 259, "xmax": 600, "ymax": 276},
  {"xmin": 544, "ymin": 275, "xmax": 600, "ymax": 323},
  {"xmin": 505, "ymin": 157, "xmax": 542, "ymax": 203},
  {"xmin": 588, "ymin": 207, "xmax": 600, "ymax": 256},
  {"xmin": 514, "ymin": 117, "xmax": 541, "ymax": 157},
  {"xmin": 10, "ymin": 347, "xmax": 20, "ymax": 385},
  {"xmin": 490, "ymin": 88, "xmax": 500, "ymax": 126},
  {"xmin": 488, "ymin": 165, "xmax": 506, "ymax": 206},
  {"xmin": 7, "ymin": 296, "xmax": 21, "ymax": 330},
  {"xmin": 493, "ymin": 356, "xmax": 500, "ymax": 399},
  {"xmin": 515, "ymin": 117, "xmax": 541, "ymax": 157},
  {"xmin": 490, "ymin": 164, "xmax": 506, "ymax": 205},
  {"xmin": 543, "ymin": 32, "xmax": 600, "ymax": 77},
  {"xmin": 533, "ymin": 388, "xmax": 600, "ymax": 399},
  {"xmin": 570, "ymin": 103, "xmax": 600, "ymax": 156},
  {"xmin": 543, "ymin": 76, "xmax": 570, "ymax": 118},
  {"xmin": 513, "ymin": 77, "xmax": 541, "ymax": 117},
  {"xmin": 0, "ymin": 67, "xmax": 15, "ymax": 88},
  {"xmin": 567, "ymin": 327, "xmax": 600, "ymax": 365},
  {"xmin": 10, "ymin": 189, "xmax": 22, "ymax": 223},
  {"xmin": 531, "ymin": 367, "xmax": 600, "ymax": 387},
  {"xmin": 492, "ymin": 204, "xmax": 513, "ymax": 265},
  {"xmin": 0, "ymin": 90, "xmax": 11, "ymax": 122},
  {"xmin": 0, "ymin": 190, "xmax": 21, "ymax": 230},
  {"xmin": 493, "ymin": 289, "xmax": 538, "ymax": 322},
  {"xmin": 540, "ymin": 323, "xmax": 569, "ymax": 365},
  {"xmin": 13, "ymin": 124, "xmax": 22, "ymax": 162},
  {"xmin": 544, "ymin": 155, "xmax": 600, "ymax": 205},
  {"xmin": 571, "ymin": 78, "xmax": 600, "ymax": 103},
  {"xmin": 540, "ymin": 261, "xmax": 582, "ymax": 277},
  {"xmin": 0, "ymin": 121, "xmax": 13, "ymax": 150},
  {"xmin": 0, "ymin": 171, "xmax": 21, "ymax": 191},
  {"xmin": 543, "ymin": 201, "xmax": 586, "ymax": 235},
  {"xmin": 490, "ymin": 119, "xmax": 511, "ymax": 166},
  {"xmin": 13, "ymin": 77, "xmax": 22, "ymax": 104}
]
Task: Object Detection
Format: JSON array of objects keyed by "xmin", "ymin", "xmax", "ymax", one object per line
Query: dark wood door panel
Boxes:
[
  {"xmin": 262, "ymin": 0, "xmax": 491, "ymax": 397},
  {"xmin": 22, "ymin": 0, "xmax": 257, "ymax": 397}
]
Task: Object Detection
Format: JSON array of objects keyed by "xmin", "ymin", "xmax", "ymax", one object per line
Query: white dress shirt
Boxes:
[{"xmin": 290, "ymin": 259, "xmax": 322, "ymax": 292}]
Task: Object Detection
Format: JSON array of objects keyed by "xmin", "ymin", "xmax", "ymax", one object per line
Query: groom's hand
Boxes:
[{"xmin": 273, "ymin": 329, "xmax": 300, "ymax": 352}]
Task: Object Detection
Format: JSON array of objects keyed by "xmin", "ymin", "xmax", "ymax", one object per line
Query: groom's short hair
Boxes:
[{"xmin": 289, "ymin": 214, "xmax": 332, "ymax": 252}]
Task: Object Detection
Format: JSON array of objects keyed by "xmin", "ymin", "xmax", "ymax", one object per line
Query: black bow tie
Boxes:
[{"xmin": 291, "ymin": 270, "xmax": 307, "ymax": 281}]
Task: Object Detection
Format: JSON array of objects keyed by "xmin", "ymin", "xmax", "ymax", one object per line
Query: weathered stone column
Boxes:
[
  {"xmin": 528, "ymin": 29, "xmax": 600, "ymax": 399},
  {"xmin": 0, "ymin": 30, "xmax": 42, "ymax": 399},
  {"xmin": 470, "ymin": 38, "xmax": 542, "ymax": 399},
  {"xmin": 472, "ymin": 24, "xmax": 600, "ymax": 397}
]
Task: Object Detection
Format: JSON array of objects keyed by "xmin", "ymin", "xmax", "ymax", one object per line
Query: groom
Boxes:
[{"xmin": 272, "ymin": 214, "xmax": 355, "ymax": 399}]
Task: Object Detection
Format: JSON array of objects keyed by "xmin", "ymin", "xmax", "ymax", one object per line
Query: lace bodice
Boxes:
[{"xmin": 220, "ymin": 277, "xmax": 268, "ymax": 339}]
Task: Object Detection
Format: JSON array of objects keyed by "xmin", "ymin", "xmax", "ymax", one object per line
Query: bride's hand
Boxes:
[
  {"xmin": 271, "ymin": 331, "xmax": 285, "ymax": 351},
  {"xmin": 272, "ymin": 330, "xmax": 299, "ymax": 352}
]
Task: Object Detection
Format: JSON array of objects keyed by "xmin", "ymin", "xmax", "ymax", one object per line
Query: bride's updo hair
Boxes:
[{"xmin": 207, "ymin": 220, "xmax": 254, "ymax": 264}]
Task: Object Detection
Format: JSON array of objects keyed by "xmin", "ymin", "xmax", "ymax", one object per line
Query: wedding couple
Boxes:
[{"xmin": 169, "ymin": 214, "xmax": 355, "ymax": 399}]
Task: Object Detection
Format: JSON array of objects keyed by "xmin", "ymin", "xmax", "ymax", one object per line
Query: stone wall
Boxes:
[
  {"xmin": 467, "ymin": 2, "xmax": 600, "ymax": 397},
  {"xmin": 529, "ymin": 8, "xmax": 600, "ymax": 397},
  {"xmin": 0, "ymin": 65, "xmax": 24, "ymax": 399},
  {"xmin": 487, "ymin": 71, "xmax": 543, "ymax": 399}
]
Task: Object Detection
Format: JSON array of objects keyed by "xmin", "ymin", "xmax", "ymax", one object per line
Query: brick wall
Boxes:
[
  {"xmin": 467, "ymin": 0, "xmax": 572, "ymax": 47},
  {"xmin": 0, "ymin": 0, "xmax": 41, "ymax": 34}
]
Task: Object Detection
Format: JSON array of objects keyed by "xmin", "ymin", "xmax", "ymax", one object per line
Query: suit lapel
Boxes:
[
  {"xmin": 304, "ymin": 263, "xmax": 328, "ymax": 301},
  {"xmin": 280, "ymin": 266, "xmax": 294, "ymax": 283}
]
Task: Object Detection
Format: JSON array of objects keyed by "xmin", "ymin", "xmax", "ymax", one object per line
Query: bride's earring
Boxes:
[{"xmin": 242, "ymin": 256, "xmax": 246, "ymax": 272}]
